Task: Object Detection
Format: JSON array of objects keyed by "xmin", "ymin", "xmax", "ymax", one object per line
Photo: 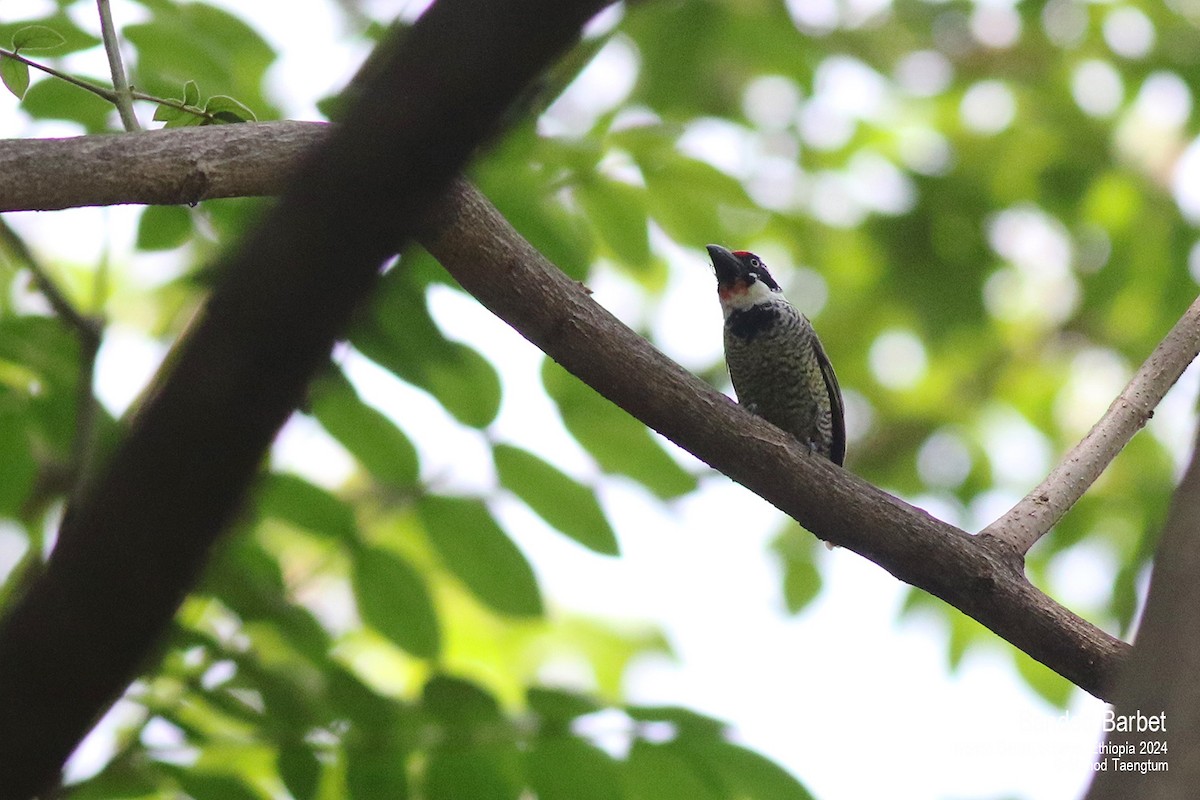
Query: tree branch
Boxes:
[
  {"xmin": 0, "ymin": 123, "xmax": 1132, "ymax": 700},
  {"xmin": 417, "ymin": 178, "xmax": 1130, "ymax": 699},
  {"xmin": 981, "ymin": 294, "xmax": 1200, "ymax": 554},
  {"xmin": 0, "ymin": 0, "xmax": 608, "ymax": 796},
  {"xmin": 0, "ymin": 120, "xmax": 323, "ymax": 213}
]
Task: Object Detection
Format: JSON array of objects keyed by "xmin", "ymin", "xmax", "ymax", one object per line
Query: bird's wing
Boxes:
[{"xmin": 813, "ymin": 337, "xmax": 846, "ymax": 466}]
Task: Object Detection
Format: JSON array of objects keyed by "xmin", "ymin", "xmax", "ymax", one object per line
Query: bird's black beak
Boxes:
[{"xmin": 707, "ymin": 244, "xmax": 743, "ymax": 285}]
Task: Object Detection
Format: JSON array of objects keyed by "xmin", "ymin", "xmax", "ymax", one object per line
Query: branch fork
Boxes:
[{"xmin": 982, "ymin": 295, "xmax": 1200, "ymax": 554}]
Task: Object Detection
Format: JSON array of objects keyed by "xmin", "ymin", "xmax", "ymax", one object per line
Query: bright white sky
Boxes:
[{"xmin": 5, "ymin": 1, "xmax": 1198, "ymax": 798}]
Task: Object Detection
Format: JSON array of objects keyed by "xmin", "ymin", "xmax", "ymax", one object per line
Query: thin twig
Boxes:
[
  {"xmin": 0, "ymin": 220, "xmax": 100, "ymax": 340},
  {"xmin": 0, "ymin": 48, "xmax": 204, "ymax": 126},
  {"xmin": 0, "ymin": 47, "xmax": 117, "ymax": 103},
  {"xmin": 0, "ymin": 219, "xmax": 104, "ymax": 505},
  {"xmin": 981, "ymin": 293, "xmax": 1200, "ymax": 554},
  {"xmin": 95, "ymin": 0, "xmax": 140, "ymax": 131}
]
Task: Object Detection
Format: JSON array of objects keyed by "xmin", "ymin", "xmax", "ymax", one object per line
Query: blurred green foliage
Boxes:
[{"xmin": 2, "ymin": 0, "xmax": 1199, "ymax": 796}]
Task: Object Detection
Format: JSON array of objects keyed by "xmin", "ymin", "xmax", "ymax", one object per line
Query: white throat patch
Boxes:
[{"xmin": 720, "ymin": 279, "xmax": 780, "ymax": 317}]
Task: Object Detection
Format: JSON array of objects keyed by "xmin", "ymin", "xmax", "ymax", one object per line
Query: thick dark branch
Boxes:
[{"xmin": 0, "ymin": 1, "xmax": 608, "ymax": 797}]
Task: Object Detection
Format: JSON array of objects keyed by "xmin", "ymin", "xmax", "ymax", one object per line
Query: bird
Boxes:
[{"xmin": 707, "ymin": 244, "xmax": 845, "ymax": 466}]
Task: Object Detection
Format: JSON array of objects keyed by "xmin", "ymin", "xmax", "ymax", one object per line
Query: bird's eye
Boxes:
[{"xmin": 750, "ymin": 258, "xmax": 761, "ymax": 267}]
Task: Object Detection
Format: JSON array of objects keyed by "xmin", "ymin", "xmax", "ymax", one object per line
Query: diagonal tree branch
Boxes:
[
  {"xmin": 417, "ymin": 178, "xmax": 1131, "ymax": 699},
  {"xmin": 0, "ymin": 1, "xmax": 610, "ymax": 796},
  {"xmin": 0, "ymin": 124, "xmax": 1133, "ymax": 700},
  {"xmin": 981, "ymin": 295, "xmax": 1200, "ymax": 554}
]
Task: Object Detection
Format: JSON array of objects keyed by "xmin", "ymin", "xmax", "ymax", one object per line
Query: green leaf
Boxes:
[
  {"xmin": 528, "ymin": 736, "xmax": 623, "ymax": 800},
  {"xmin": 946, "ymin": 611, "xmax": 979, "ymax": 670},
  {"xmin": 183, "ymin": 79, "xmax": 200, "ymax": 107},
  {"xmin": 0, "ymin": 410, "xmax": 36, "ymax": 517},
  {"xmin": 256, "ymin": 472, "xmax": 357, "ymax": 541},
  {"xmin": 636, "ymin": 151, "xmax": 759, "ymax": 246},
  {"xmin": 626, "ymin": 705, "xmax": 727, "ymax": 738},
  {"xmin": 352, "ymin": 268, "xmax": 501, "ymax": 428},
  {"xmin": 577, "ymin": 177, "xmax": 651, "ymax": 270},
  {"xmin": 202, "ymin": 536, "xmax": 334, "ymax": 663},
  {"xmin": 12, "ymin": 25, "xmax": 65, "ymax": 51},
  {"xmin": 0, "ymin": 14, "xmax": 99, "ymax": 56},
  {"xmin": 1013, "ymin": 649, "xmax": 1072, "ymax": 708},
  {"xmin": 204, "ymin": 93, "xmax": 256, "ymax": 123},
  {"xmin": 278, "ymin": 743, "xmax": 322, "ymax": 800},
  {"xmin": 472, "ymin": 130, "xmax": 595, "ymax": 280},
  {"xmin": 328, "ymin": 665, "xmax": 404, "ymax": 725},
  {"xmin": 173, "ymin": 771, "xmax": 263, "ymax": 800},
  {"xmin": 684, "ymin": 739, "xmax": 815, "ymax": 800},
  {"xmin": 203, "ymin": 535, "xmax": 285, "ymax": 609},
  {"xmin": 493, "ymin": 443, "xmax": 618, "ymax": 556},
  {"xmin": 771, "ymin": 527, "xmax": 823, "ymax": 615},
  {"xmin": 421, "ymin": 340, "xmax": 501, "ymax": 428},
  {"xmin": 542, "ymin": 360, "xmax": 697, "ymax": 499},
  {"xmin": 0, "ymin": 56, "xmax": 30, "ymax": 100},
  {"xmin": 21, "ymin": 77, "xmax": 113, "ymax": 131},
  {"xmin": 1112, "ymin": 562, "xmax": 1140, "ymax": 634},
  {"xmin": 161, "ymin": 106, "xmax": 206, "ymax": 128},
  {"xmin": 346, "ymin": 741, "xmax": 410, "ymax": 800},
  {"xmin": 0, "ymin": 317, "xmax": 82, "ymax": 467},
  {"xmin": 527, "ymin": 687, "xmax": 602, "ymax": 722},
  {"xmin": 423, "ymin": 675, "xmax": 501, "ymax": 724},
  {"xmin": 421, "ymin": 677, "xmax": 517, "ymax": 798},
  {"xmin": 59, "ymin": 760, "xmax": 159, "ymax": 800},
  {"xmin": 781, "ymin": 558, "xmax": 820, "ymax": 614},
  {"xmin": 310, "ymin": 369, "xmax": 419, "ymax": 487},
  {"xmin": 152, "ymin": 102, "xmax": 182, "ymax": 122},
  {"xmin": 625, "ymin": 741, "xmax": 720, "ymax": 800},
  {"xmin": 125, "ymin": 3, "xmax": 278, "ymax": 119},
  {"xmin": 352, "ymin": 547, "xmax": 441, "ymax": 659},
  {"xmin": 136, "ymin": 205, "xmax": 194, "ymax": 251},
  {"xmin": 250, "ymin": 662, "xmax": 326, "ymax": 732},
  {"xmin": 424, "ymin": 743, "xmax": 521, "ymax": 800},
  {"xmin": 419, "ymin": 495, "xmax": 542, "ymax": 617}
]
